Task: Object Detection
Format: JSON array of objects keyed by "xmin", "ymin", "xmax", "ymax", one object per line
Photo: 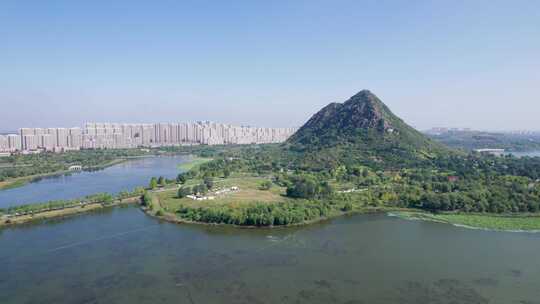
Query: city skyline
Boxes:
[
  {"xmin": 4, "ymin": 122, "xmax": 540, "ymax": 135},
  {"xmin": 0, "ymin": 121, "xmax": 297, "ymax": 153}
]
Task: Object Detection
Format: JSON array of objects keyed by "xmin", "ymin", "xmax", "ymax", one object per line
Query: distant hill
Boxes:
[
  {"xmin": 284, "ymin": 90, "xmax": 450, "ymax": 169},
  {"xmin": 426, "ymin": 130, "xmax": 540, "ymax": 152}
]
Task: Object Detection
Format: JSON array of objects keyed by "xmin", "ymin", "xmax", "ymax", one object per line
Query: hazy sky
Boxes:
[{"xmin": 1, "ymin": 1, "xmax": 539, "ymax": 131}]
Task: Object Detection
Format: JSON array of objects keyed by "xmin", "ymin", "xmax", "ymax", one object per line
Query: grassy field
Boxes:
[
  {"xmin": 156, "ymin": 176, "xmax": 288, "ymax": 213},
  {"xmin": 177, "ymin": 157, "xmax": 213, "ymax": 171},
  {"xmin": 393, "ymin": 211, "xmax": 540, "ymax": 231},
  {"xmin": 147, "ymin": 177, "xmax": 398, "ymax": 227},
  {"xmin": 0, "ymin": 176, "xmax": 33, "ymax": 190}
]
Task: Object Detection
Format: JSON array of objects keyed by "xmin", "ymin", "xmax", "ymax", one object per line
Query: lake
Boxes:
[
  {"xmin": 0, "ymin": 155, "xmax": 190, "ymax": 208},
  {"xmin": 1, "ymin": 206, "xmax": 539, "ymax": 304}
]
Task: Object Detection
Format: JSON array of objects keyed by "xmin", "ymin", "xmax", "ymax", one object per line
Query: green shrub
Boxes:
[
  {"xmin": 177, "ymin": 187, "xmax": 193, "ymax": 198},
  {"xmin": 342, "ymin": 202, "xmax": 353, "ymax": 211},
  {"xmin": 259, "ymin": 180, "xmax": 272, "ymax": 190}
]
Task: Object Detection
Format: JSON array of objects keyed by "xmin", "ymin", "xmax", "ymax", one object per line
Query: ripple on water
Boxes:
[{"xmin": 394, "ymin": 279, "xmax": 489, "ymax": 304}]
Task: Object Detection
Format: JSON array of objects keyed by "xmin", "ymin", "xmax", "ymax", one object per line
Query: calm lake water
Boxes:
[
  {"xmin": 1, "ymin": 207, "xmax": 539, "ymax": 304},
  {"xmin": 0, "ymin": 155, "xmax": 190, "ymax": 208},
  {"xmin": 1, "ymin": 154, "xmax": 540, "ymax": 303}
]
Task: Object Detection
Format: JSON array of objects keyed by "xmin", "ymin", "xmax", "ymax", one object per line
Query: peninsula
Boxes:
[
  {"xmin": 142, "ymin": 90, "xmax": 540, "ymax": 230},
  {"xmin": 2, "ymin": 90, "xmax": 540, "ymax": 231}
]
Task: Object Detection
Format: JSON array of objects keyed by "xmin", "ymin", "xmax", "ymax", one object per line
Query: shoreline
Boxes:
[
  {"xmin": 4, "ymin": 196, "xmax": 540, "ymax": 232},
  {"xmin": 142, "ymin": 205, "xmax": 411, "ymax": 229},
  {"xmin": 0, "ymin": 155, "xmax": 204, "ymax": 228},
  {"xmin": 0, "ymin": 158, "xmax": 131, "ymax": 191},
  {"xmin": 144, "ymin": 198, "xmax": 540, "ymax": 232},
  {"xmin": 390, "ymin": 211, "xmax": 540, "ymax": 232},
  {"xmin": 140, "ymin": 184, "xmax": 540, "ymax": 231},
  {"xmin": 0, "ymin": 154, "xmax": 192, "ymax": 191},
  {"xmin": 176, "ymin": 157, "xmax": 213, "ymax": 171},
  {"xmin": 0, "ymin": 196, "xmax": 141, "ymax": 227}
]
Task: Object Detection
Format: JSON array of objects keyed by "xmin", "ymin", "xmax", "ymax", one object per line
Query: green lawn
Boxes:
[
  {"xmin": 157, "ymin": 176, "xmax": 288, "ymax": 212},
  {"xmin": 393, "ymin": 211, "xmax": 540, "ymax": 231},
  {"xmin": 177, "ymin": 157, "xmax": 213, "ymax": 171}
]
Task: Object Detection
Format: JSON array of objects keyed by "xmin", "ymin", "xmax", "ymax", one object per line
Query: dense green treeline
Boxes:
[
  {"xmin": 176, "ymin": 195, "xmax": 358, "ymax": 226},
  {"xmin": 436, "ymin": 153, "xmax": 540, "ymax": 180},
  {"xmin": 5, "ymin": 142, "xmax": 538, "ymax": 225},
  {"xmin": 170, "ymin": 143, "xmax": 540, "ymax": 222},
  {"xmin": 360, "ymin": 175, "xmax": 540, "ymax": 214},
  {"xmin": 0, "ymin": 187, "xmax": 145, "ymax": 216},
  {"xmin": 427, "ymin": 130, "xmax": 540, "ymax": 152},
  {"xmin": 285, "ymin": 175, "xmax": 334, "ymax": 199}
]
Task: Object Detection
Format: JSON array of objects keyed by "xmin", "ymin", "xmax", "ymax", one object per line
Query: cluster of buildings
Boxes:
[
  {"xmin": 424, "ymin": 127, "xmax": 473, "ymax": 135},
  {"xmin": 186, "ymin": 186, "xmax": 240, "ymax": 201},
  {"xmin": 502, "ymin": 130, "xmax": 540, "ymax": 136},
  {"xmin": 474, "ymin": 148, "xmax": 506, "ymax": 155},
  {"xmin": 426, "ymin": 128, "xmax": 540, "ymax": 136},
  {"xmin": 0, "ymin": 122, "xmax": 297, "ymax": 153}
]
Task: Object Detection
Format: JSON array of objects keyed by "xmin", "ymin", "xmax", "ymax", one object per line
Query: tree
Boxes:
[
  {"xmin": 149, "ymin": 177, "xmax": 158, "ymax": 189},
  {"xmin": 319, "ymin": 181, "xmax": 334, "ymax": 198},
  {"xmin": 362, "ymin": 169, "xmax": 369, "ymax": 178},
  {"xmin": 259, "ymin": 180, "xmax": 272, "ymax": 190},
  {"xmin": 177, "ymin": 187, "xmax": 192, "ymax": 198},
  {"xmin": 158, "ymin": 176, "xmax": 165, "ymax": 187},
  {"xmin": 223, "ymin": 168, "xmax": 231, "ymax": 178},
  {"xmin": 176, "ymin": 174, "xmax": 187, "ymax": 184},
  {"xmin": 142, "ymin": 192, "xmax": 153, "ymax": 207},
  {"xmin": 194, "ymin": 183, "xmax": 208, "ymax": 195},
  {"xmin": 342, "ymin": 202, "xmax": 353, "ymax": 211},
  {"xmin": 203, "ymin": 177, "xmax": 214, "ymax": 190},
  {"xmin": 286, "ymin": 177, "xmax": 319, "ymax": 199}
]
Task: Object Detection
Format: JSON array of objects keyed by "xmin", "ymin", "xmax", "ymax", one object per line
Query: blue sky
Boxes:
[{"xmin": 1, "ymin": 0, "xmax": 539, "ymax": 131}]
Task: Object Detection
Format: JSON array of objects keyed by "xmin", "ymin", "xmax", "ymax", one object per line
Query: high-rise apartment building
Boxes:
[
  {"xmin": 0, "ymin": 135, "xmax": 8, "ymax": 152},
  {"xmin": 13, "ymin": 122, "xmax": 296, "ymax": 152},
  {"xmin": 7, "ymin": 134, "xmax": 22, "ymax": 151}
]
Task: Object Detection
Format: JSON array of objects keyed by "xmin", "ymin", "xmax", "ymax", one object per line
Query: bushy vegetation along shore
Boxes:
[
  {"xmin": 0, "ymin": 187, "xmax": 145, "ymax": 217},
  {"xmin": 144, "ymin": 142, "xmax": 540, "ymax": 228},
  {"xmin": 3, "ymin": 141, "xmax": 540, "ymax": 230},
  {"xmin": 392, "ymin": 211, "xmax": 540, "ymax": 231},
  {"xmin": 0, "ymin": 153, "xmax": 218, "ymax": 227},
  {"xmin": 0, "ymin": 189, "xmax": 145, "ymax": 227},
  {"xmin": 142, "ymin": 151, "xmax": 402, "ymax": 227}
]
